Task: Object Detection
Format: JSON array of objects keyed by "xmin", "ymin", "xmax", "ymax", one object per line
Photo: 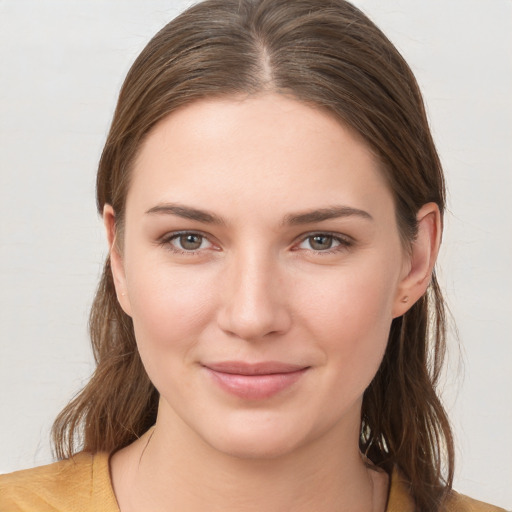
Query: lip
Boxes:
[{"xmin": 203, "ymin": 361, "xmax": 309, "ymax": 400}]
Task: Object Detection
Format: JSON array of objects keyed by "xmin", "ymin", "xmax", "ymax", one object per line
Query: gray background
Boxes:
[{"xmin": 0, "ymin": 1, "xmax": 511, "ymax": 508}]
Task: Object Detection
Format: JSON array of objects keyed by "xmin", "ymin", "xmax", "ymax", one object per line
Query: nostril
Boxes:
[
  {"xmin": 216, "ymin": 259, "xmax": 292, "ymax": 340},
  {"xmin": 217, "ymin": 302, "xmax": 292, "ymax": 341}
]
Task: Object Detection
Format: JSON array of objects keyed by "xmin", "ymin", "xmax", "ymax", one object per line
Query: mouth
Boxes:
[{"xmin": 202, "ymin": 361, "xmax": 310, "ymax": 400}]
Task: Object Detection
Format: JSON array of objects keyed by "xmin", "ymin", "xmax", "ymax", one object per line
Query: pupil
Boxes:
[
  {"xmin": 311, "ymin": 235, "xmax": 332, "ymax": 250},
  {"xmin": 180, "ymin": 234, "xmax": 202, "ymax": 250}
]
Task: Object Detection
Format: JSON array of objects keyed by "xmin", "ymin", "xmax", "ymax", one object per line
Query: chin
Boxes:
[
  {"xmin": 211, "ymin": 431, "xmax": 304, "ymax": 460},
  {"xmin": 195, "ymin": 410, "xmax": 320, "ymax": 461}
]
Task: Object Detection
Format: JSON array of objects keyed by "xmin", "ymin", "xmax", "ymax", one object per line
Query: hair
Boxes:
[{"xmin": 52, "ymin": 1, "xmax": 454, "ymax": 510}]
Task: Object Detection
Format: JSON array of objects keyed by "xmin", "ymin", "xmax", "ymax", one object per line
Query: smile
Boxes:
[{"xmin": 203, "ymin": 361, "xmax": 309, "ymax": 400}]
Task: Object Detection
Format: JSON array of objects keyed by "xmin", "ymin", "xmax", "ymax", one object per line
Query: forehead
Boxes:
[{"xmin": 127, "ymin": 93, "xmax": 394, "ymax": 223}]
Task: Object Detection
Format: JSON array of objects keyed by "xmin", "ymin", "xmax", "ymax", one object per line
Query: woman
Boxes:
[{"xmin": 0, "ymin": 0, "xmax": 506, "ymax": 511}]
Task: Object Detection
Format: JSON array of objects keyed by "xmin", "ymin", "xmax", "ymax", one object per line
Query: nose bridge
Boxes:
[{"xmin": 218, "ymin": 243, "xmax": 290, "ymax": 340}]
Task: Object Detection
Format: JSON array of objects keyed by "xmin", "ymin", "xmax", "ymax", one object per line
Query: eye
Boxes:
[
  {"xmin": 160, "ymin": 231, "xmax": 215, "ymax": 253},
  {"xmin": 306, "ymin": 234, "xmax": 337, "ymax": 251},
  {"xmin": 295, "ymin": 233, "xmax": 353, "ymax": 253},
  {"xmin": 175, "ymin": 233, "xmax": 206, "ymax": 251}
]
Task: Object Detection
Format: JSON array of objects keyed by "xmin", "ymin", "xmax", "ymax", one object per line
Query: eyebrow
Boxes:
[
  {"xmin": 283, "ymin": 206, "xmax": 373, "ymax": 225},
  {"xmin": 145, "ymin": 203, "xmax": 225, "ymax": 224},
  {"xmin": 145, "ymin": 203, "xmax": 373, "ymax": 225}
]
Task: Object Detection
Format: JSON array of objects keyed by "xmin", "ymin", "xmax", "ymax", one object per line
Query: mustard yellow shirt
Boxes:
[{"xmin": 0, "ymin": 452, "xmax": 506, "ymax": 511}]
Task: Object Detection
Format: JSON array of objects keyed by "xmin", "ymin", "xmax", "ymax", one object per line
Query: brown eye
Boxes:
[
  {"xmin": 160, "ymin": 231, "xmax": 217, "ymax": 255},
  {"xmin": 177, "ymin": 233, "xmax": 204, "ymax": 251},
  {"xmin": 295, "ymin": 233, "xmax": 352, "ymax": 254},
  {"xmin": 308, "ymin": 234, "xmax": 334, "ymax": 250}
]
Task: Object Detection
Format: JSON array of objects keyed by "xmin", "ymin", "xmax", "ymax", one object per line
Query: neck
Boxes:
[{"xmin": 111, "ymin": 409, "xmax": 386, "ymax": 512}]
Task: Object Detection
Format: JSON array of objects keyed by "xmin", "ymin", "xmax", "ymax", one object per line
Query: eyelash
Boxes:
[
  {"xmin": 157, "ymin": 231, "xmax": 354, "ymax": 256},
  {"xmin": 294, "ymin": 232, "xmax": 354, "ymax": 255},
  {"xmin": 158, "ymin": 231, "xmax": 216, "ymax": 256}
]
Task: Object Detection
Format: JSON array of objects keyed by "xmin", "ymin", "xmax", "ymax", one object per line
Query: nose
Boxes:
[{"xmin": 216, "ymin": 249, "xmax": 292, "ymax": 341}]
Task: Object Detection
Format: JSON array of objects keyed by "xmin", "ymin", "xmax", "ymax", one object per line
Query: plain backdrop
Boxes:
[{"xmin": 0, "ymin": 1, "xmax": 511, "ymax": 509}]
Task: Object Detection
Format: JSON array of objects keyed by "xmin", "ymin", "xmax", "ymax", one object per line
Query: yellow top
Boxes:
[{"xmin": 0, "ymin": 452, "xmax": 506, "ymax": 511}]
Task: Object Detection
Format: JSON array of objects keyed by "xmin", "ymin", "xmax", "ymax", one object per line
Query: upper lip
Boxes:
[{"xmin": 203, "ymin": 361, "xmax": 309, "ymax": 375}]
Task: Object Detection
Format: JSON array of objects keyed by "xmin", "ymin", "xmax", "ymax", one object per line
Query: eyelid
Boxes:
[
  {"xmin": 158, "ymin": 230, "xmax": 219, "ymax": 254},
  {"xmin": 292, "ymin": 231, "xmax": 355, "ymax": 252},
  {"xmin": 156, "ymin": 229, "xmax": 354, "ymax": 255}
]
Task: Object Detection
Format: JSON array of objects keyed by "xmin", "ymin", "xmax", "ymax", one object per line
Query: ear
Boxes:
[
  {"xmin": 392, "ymin": 202, "xmax": 442, "ymax": 318},
  {"xmin": 103, "ymin": 204, "xmax": 132, "ymax": 317}
]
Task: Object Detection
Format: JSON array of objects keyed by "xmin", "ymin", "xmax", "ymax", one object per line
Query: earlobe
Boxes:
[
  {"xmin": 103, "ymin": 204, "xmax": 132, "ymax": 317},
  {"xmin": 392, "ymin": 202, "xmax": 441, "ymax": 318}
]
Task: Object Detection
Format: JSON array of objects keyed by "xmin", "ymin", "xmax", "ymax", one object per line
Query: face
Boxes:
[{"xmin": 109, "ymin": 93, "xmax": 419, "ymax": 459}]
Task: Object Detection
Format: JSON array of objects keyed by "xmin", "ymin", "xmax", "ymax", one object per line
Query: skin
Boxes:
[{"xmin": 106, "ymin": 93, "xmax": 440, "ymax": 511}]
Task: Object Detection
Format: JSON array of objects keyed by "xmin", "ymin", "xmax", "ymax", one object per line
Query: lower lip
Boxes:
[{"xmin": 205, "ymin": 368, "xmax": 308, "ymax": 400}]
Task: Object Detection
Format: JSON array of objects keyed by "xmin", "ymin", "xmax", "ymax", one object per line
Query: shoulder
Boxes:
[
  {"xmin": 0, "ymin": 452, "xmax": 118, "ymax": 512},
  {"xmin": 443, "ymin": 491, "xmax": 508, "ymax": 512},
  {"xmin": 387, "ymin": 468, "xmax": 507, "ymax": 512}
]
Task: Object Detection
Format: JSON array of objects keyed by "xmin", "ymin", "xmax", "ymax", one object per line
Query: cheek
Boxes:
[
  {"xmin": 298, "ymin": 258, "xmax": 399, "ymax": 385},
  {"xmin": 125, "ymin": 258, "xmax": 218, "ymax": 366}
]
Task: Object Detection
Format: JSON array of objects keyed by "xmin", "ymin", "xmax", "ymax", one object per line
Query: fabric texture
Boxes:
[
  {"xmin": 0, "ymin": 452, "xmax": 506, "ymax": 511},
  {"xmin": 0, "ymin": 453, "xmax": 117, "ymax": 512}
]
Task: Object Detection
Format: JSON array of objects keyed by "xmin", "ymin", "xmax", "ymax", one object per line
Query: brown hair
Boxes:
[{"xmin": 52, "ymin": 1, "xmax": 454, "ymax": 510}]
